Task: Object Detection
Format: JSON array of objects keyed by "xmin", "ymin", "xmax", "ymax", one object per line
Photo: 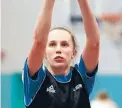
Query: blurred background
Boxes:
[{"xmin": 1, "ymin": 0, "xmax": 122, "ymax": 108}]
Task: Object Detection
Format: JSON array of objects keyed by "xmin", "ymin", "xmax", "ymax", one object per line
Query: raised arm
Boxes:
[
  {"xmin": 27, "ymin": 0, "xmax": 55, "ymax": 76},
  {"xmin": 78, "ymin": 0, "xmax": 100, "ymax": 73}
]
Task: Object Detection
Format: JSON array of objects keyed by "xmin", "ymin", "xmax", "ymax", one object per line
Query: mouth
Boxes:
[
  {"xmin": 54, "ymin": 56, "xmax": 64, "ymax": 62},
  {"xmin": 54, "ymin": 56, "xmax": 64, "ymax": 59}
]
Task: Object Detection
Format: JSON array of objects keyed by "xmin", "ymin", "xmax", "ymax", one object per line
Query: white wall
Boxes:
[
  {"xmin": 1, "ymin": 0, "xmax": 71, "ymax": 73},
  {"xmin": 1, "ymin": 0, "xmax": 122, "ymax": 74},
  {"xmin": 95, "ymin": 0, "xmax": 122, "ymax": 15}
]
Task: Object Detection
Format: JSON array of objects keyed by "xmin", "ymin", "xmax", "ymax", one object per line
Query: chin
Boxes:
[{"xmin": 52, "ymin": 63, "xmax": 66, "ymax": 68}]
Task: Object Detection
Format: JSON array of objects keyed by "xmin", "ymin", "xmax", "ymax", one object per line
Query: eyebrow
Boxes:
[
  {"xmin": 49, "ymin": 40, "xmax": 56, "ymax": 43},
  {"xmin": 62, "ymin": 40, "xmax": 69, "ymax": 42},
  {"xmin": 49, "ymin": 40, "xmax": 69, "ymax": 43}
]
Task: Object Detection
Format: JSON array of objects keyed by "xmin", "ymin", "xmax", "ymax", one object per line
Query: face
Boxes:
[{"xmin": 45, "ymin": 29, "xmax": 76, "ymax": 69}]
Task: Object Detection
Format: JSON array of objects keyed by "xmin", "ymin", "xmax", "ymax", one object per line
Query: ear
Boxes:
[
  {"xmin": 74, "ymin": 49, "xmax": 77, "ymax": 56},
  {"xmin": 72, "ymin": 49, "xmax": 77, "ymax": 58}
]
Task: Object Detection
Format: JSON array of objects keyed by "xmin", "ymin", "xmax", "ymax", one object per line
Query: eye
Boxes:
[
  {"xmin": 49, "ymin": 42, "xmax": 56, "ymax": 47},
  {"xmin": 62, "ymin": 43, "xmax": 68, "ymax": 47}
]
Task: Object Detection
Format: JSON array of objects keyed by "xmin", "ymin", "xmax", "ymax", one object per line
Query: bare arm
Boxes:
[
  {"xmin": 27, "ymin": 0, "xmax": 55, "ymax": 76},
  {"xmin": 100, "ymin": 13, "xmax": 122, "ymax": 23},
  {"xmin": 78, "ymin": 0, "xmax": 100, "ymax": 73}
]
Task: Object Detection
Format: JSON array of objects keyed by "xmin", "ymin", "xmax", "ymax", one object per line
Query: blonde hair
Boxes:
[{"xmin": 50, "ymin": 26, "xmax": 78, "ymax": 50}]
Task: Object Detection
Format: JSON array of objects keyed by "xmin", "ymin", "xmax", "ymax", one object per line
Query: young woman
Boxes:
[{"xmin": 23, "ymin": 0, "xmax": 100, "ymax": 108}]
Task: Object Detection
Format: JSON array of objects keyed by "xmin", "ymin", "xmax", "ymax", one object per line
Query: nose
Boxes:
[{"xmin": 56, "ymin": 45, "xmax": 61, "ymax": 54}]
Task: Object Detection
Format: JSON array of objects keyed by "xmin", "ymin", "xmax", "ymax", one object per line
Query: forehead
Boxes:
[{"xmin": 48, "ymin": 29, "xmax": 72, "ymax": 42}]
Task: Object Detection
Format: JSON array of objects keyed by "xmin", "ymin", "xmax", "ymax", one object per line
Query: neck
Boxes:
[{"xmin": 47, "ymin": 65, "xmax": 70, "ymax": 75}]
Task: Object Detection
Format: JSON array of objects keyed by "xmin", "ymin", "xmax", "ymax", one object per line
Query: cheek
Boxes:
[
  {"xmin": 45, "ymin": 48, "xmax": 54, "ymax": 59},
  {"xmin": 64, "ymin": 49, "xmax": 73, "ymax": 58}
]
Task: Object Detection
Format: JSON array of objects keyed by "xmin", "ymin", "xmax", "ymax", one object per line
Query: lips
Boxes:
[
  {"xmin": 54, "ymin": 56, "xmax": 64, "ymax": 60},
  {"xmin": 54, "ymin": 56, "xmax": 64, "ymax": 63}
]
